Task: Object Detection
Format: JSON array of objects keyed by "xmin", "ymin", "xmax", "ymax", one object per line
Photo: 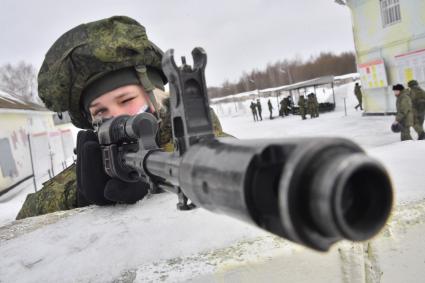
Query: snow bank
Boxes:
[{"xmin": 1, "ymin": 188, "xmax": 424, "ymax": 282}]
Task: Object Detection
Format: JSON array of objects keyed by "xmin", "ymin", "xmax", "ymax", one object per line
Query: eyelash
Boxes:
[
  {"xmin": 93, "ymin": 108, "xmax": 107, "ymax": 116},
  {"xmin": 121, "ymin": 97, "xmax": 135, "ymax": 104},
  {"xmin": 92, "ymin": 96, "xmax": 136, "ymax": 116}
]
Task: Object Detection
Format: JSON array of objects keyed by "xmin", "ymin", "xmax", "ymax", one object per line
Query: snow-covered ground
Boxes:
[{"xmin": 0, "ymin": 81, "xmax": 424, "ymax": 282}]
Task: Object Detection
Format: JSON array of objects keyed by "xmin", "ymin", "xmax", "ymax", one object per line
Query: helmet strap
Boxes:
[{"xmin": 135, "ymin": 65, "xmax": 161, "ymax": 121}]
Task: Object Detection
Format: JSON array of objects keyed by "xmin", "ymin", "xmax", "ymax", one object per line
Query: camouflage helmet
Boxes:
[
  {"xmin": 38, "ymin": 16, "xmax": 167, "ymax": 129},
  {"xmin": 407, "ymin": 80, "xmax": 419, "ymax": 88}
]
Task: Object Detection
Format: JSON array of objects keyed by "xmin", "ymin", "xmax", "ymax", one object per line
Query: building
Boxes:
[
  {"xmin": 336, "ymin": 0, "xmax": 425, "ymax": 114},
  {"xmin": 0, "ymin": 90, "xmax": 76, "ymax": 195}
]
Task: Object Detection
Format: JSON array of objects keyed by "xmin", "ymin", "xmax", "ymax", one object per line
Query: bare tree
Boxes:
[
  {"xmin": 0, "ymin": 61, "xmax": 38, "ymax": 103},
  {"xmin": 208, "ymin": 51, "xmax": 356, "ymax": 99}
]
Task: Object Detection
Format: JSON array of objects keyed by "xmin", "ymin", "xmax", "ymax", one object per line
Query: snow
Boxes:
[
  {"xmin": 0, "ymin": 80, "xmax": 424, "ymax": 282},
  {"xmin": 0, "ymin": 178, "xmax": 36, "ymax": 227},
  {"xmin": 334, "ymin": 72, "xmax": 360, "ymax": 81}
]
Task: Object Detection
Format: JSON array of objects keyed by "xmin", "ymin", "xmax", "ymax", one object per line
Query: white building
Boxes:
[
  {"xmin": 0, "ymin": 90, "xmax": 76, "ymax": 195},
  {"xmin": 336, "ymin": 0, "xmax": 425, "ymax": 114}
]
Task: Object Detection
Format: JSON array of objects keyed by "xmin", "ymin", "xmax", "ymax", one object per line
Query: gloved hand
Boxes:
[
  {"xmin": 391, "ymin": 121, "xmax": 402, "ymax": 133},
  {"xmin": 76, "ymin": 130, "xmax": 149, "ymax": 206}
]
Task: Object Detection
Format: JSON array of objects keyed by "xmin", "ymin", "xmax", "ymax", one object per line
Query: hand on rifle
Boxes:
[{"xmin": 76, "ymin": 130, "xmax": 149, "ymax": 205}]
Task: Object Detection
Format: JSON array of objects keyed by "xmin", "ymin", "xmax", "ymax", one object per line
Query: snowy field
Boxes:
[{"xmin": 0, "ymin": 81, "xmax": 424, "ymax": 282}]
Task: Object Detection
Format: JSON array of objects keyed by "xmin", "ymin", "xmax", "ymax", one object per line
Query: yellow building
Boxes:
[{"xmin": 336, "ymin": 0, "xmax": 425, "ymax": 113}]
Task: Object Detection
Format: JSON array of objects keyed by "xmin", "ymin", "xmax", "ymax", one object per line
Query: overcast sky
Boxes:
[{"xmin": 0, "ymin": 0, "xmax": 354, "ymax": 87}]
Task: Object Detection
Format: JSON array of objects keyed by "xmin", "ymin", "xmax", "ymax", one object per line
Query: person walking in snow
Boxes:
[
  {"xmin": 250, "ymin": 101, "xmax": 259, "ymax": 121},
  {"xmin": 268, "ymin": 99, "xmax": 273, "ymax": 119},
  {"xmin": 354, "ymin": 83, "xmax": 363, "ymax": 111},
  {"xmin": 256, "ymin": 99, "xmax": 263, "ymax": 121}
]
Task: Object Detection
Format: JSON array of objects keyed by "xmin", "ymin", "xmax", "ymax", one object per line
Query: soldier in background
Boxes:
[
  {"xmin": 284, "ymin": 97, "xmax": 291, "ymax": 116},
  {"xmin": 312, "ymin": 93, "xmax": 319, "ymax": 117},
  {"xmin": 298, "ymin": 95, "xmax": 307, "ymax": 120},
  {"xmin": 279, "ymin": 98, "xmax": 285, "ymax": 117},
  {"xmin": 392, "ymin": 84, "xmax": 413, "ymax": 141},
  {"xmin": 307, "ymin": 93, "xmax": 318, "ymax": 118},
  {"xmin": 268, "ymin": 99, "xmax": 273, "ymax": 119},
  {"xmin": 354, "ymin": 83, "xmax": 363, "ymax": 111},
  {"xmin": 407, "ymin": 80, "xmax": 425, "ymax": 140},
  {"xmin": 250, "ymin": 101, "xmax": 258, "ymax": 121},
  {"xmin": 256, "ymin": 99, "xmax": 263, "ymax": 121}
]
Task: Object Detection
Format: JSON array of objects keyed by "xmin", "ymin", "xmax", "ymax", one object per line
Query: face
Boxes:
[
  {"xmin": 89, "ymin": 84, "xmax": 152, "ymax": 120},
  {"xmin": 393, "ymin": 90, "xmax": 401, "ymax": 96}
]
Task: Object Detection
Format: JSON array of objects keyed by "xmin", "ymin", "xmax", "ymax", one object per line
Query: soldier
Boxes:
[
  {"xmin": 407, "ymin": 80, "xmax": 425, "ymax": 140},
  {"xmin": 312, "ymin": 93, "xmax": 320, "ymax": 118},
  {"xmin": 354, "ymin": 83, "xmax": 363, "ymax": 111},
  {"xmin": 268, "ymin": 99, "xmax": 273, "ymax": 119},
  {"xmin": 16, "ymin": 16, "xmax": 227, "ymax": 220},
  {"xmin": 250, "ymin": 101, "xmax": 258, "ymax": 121},
  {"xmin": 279, "ymin": 98, "xmax": 285, "ymax": 117},
  {"xmin": 283, "ymin": 97, "xmax": 290, "ymax": 116},
  {"xmin": 307, "ymin": 93, "xmax": 315, "ymax": 118},
  {"xmin": 298, "ymin": 95, "xmax": 307, "ymax": 120},
  {"xmin": 256, "ymin": 99, "xmax": 263, "ymax": 121},
  {"xmin": 392, "ymin": 84, "xmax": 413, "ymax": 141}
]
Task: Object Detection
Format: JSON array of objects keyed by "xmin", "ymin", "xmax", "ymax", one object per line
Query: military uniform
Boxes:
[
  {"xmin": 408, "ymin": 81, "xmax": 425, "ymax": 140},
  {"xmin": 256, "ymin": 100, "xmax": 263, "ymax": 121},
  {"xmin": 312, "ymin": 93, "xmax": 319, "ymax": 117},
  {"xmin": 16, "ymin": 103, "xmax": 226, "ymax": 220},
  {"xmin": 283, "ymin": 98, "xmax": 290, "ymax": 116},
  {"xmin": 354, "ymin": 84, "xmax": 363, "ymax": 110},
  {"xmin": 267, "ymin": 99, "xmax": 273, "ymax": 119},
  {"xmin": 395, "ymin": 90, "xmax": 414, "ymax": 141},
  {"xmin": 298, "ymin": 96, "xmax": 306, "ymax": 120},
  {"xmin": 250, "ymin": 102, "xmax": 258, "ymax": 121},
  {"xmin": 307, "ymin": 94, "xmax": 315, "ymax": 118}
]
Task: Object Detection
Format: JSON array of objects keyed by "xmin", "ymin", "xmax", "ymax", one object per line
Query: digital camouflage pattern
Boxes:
[
  {"xmin": 38, "ymin": 16, "xmax": 166, "ymax": 129},
  {"xmin": 16, "ymin": 101, "xmax": 226, "ymax": 220},
  {"xmin": 16, "ymin": 164, "xmax": 78, "ymax": 220},
  {"xmin": 395, "ymin": 90, "xmax": 414, "ymax": 141},
  {"xmin": 298, "ymin": 96, "xmax": 306, "ymax": 120},
  {"xmin": 307, "ymin": 94, "xmax": 319, "ymax": 118},
  {"xmin": 408, "ymin": 83, "xmax": 425, "ymax": 138}
]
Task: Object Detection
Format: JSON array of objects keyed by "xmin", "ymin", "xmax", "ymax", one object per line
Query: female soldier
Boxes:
[{"xmin": 17, "ymin": 16, "xmax": 225, "ymax": 219}]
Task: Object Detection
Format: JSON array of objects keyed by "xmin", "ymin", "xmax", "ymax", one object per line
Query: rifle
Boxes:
[{"xmin": 95, "ymin": 47, "xmax": 393, "ymax": 252}]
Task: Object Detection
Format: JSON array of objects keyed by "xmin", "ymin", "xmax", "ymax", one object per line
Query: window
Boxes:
[{"xmin": 380, "ymin": 0, "xmax": 401, "ymax": 27}]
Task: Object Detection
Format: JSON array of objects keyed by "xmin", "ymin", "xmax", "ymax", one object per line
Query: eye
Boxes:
[
  {"xmin": 121, "ymin": 97, "xmax": 135, "ymax": 104},
  {"xmin": 93, "ymin": 108, "xmax": 108, "ymax": 117}
]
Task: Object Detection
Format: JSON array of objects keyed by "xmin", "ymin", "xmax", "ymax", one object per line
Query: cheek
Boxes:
[{"xmin": 124, "ymin": 96, "xmax": 148, "ymax": 115}]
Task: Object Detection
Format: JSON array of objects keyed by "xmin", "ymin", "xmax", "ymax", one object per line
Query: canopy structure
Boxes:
[{"xmin": 258, "ymin": 76, "xmax": 336, "ymax": 108}]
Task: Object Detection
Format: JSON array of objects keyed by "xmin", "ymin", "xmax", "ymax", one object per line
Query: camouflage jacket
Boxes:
[
  {"xmin": 409, "ymin": 86, "xmax": 425, "ymax": 115},
  {"xmin": 396, "ymin": 90, "xmax": 413, "ymax": 127},
  {"xmin": 354, "ymin": 85, "xmax": 362, "ymax": 99},
  {"xmin": 16, "ymin": 106, "xmax": 226, "ymax": 220}
]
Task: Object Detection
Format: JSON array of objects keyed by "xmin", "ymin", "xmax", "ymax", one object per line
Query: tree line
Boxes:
[
  {"xmin": 208, "ymin": 51, "xmax": 356, "ymax": 99},
  {"xmin": 0, "ymin": 61, "xmax": 39, "ymax": 103}
]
